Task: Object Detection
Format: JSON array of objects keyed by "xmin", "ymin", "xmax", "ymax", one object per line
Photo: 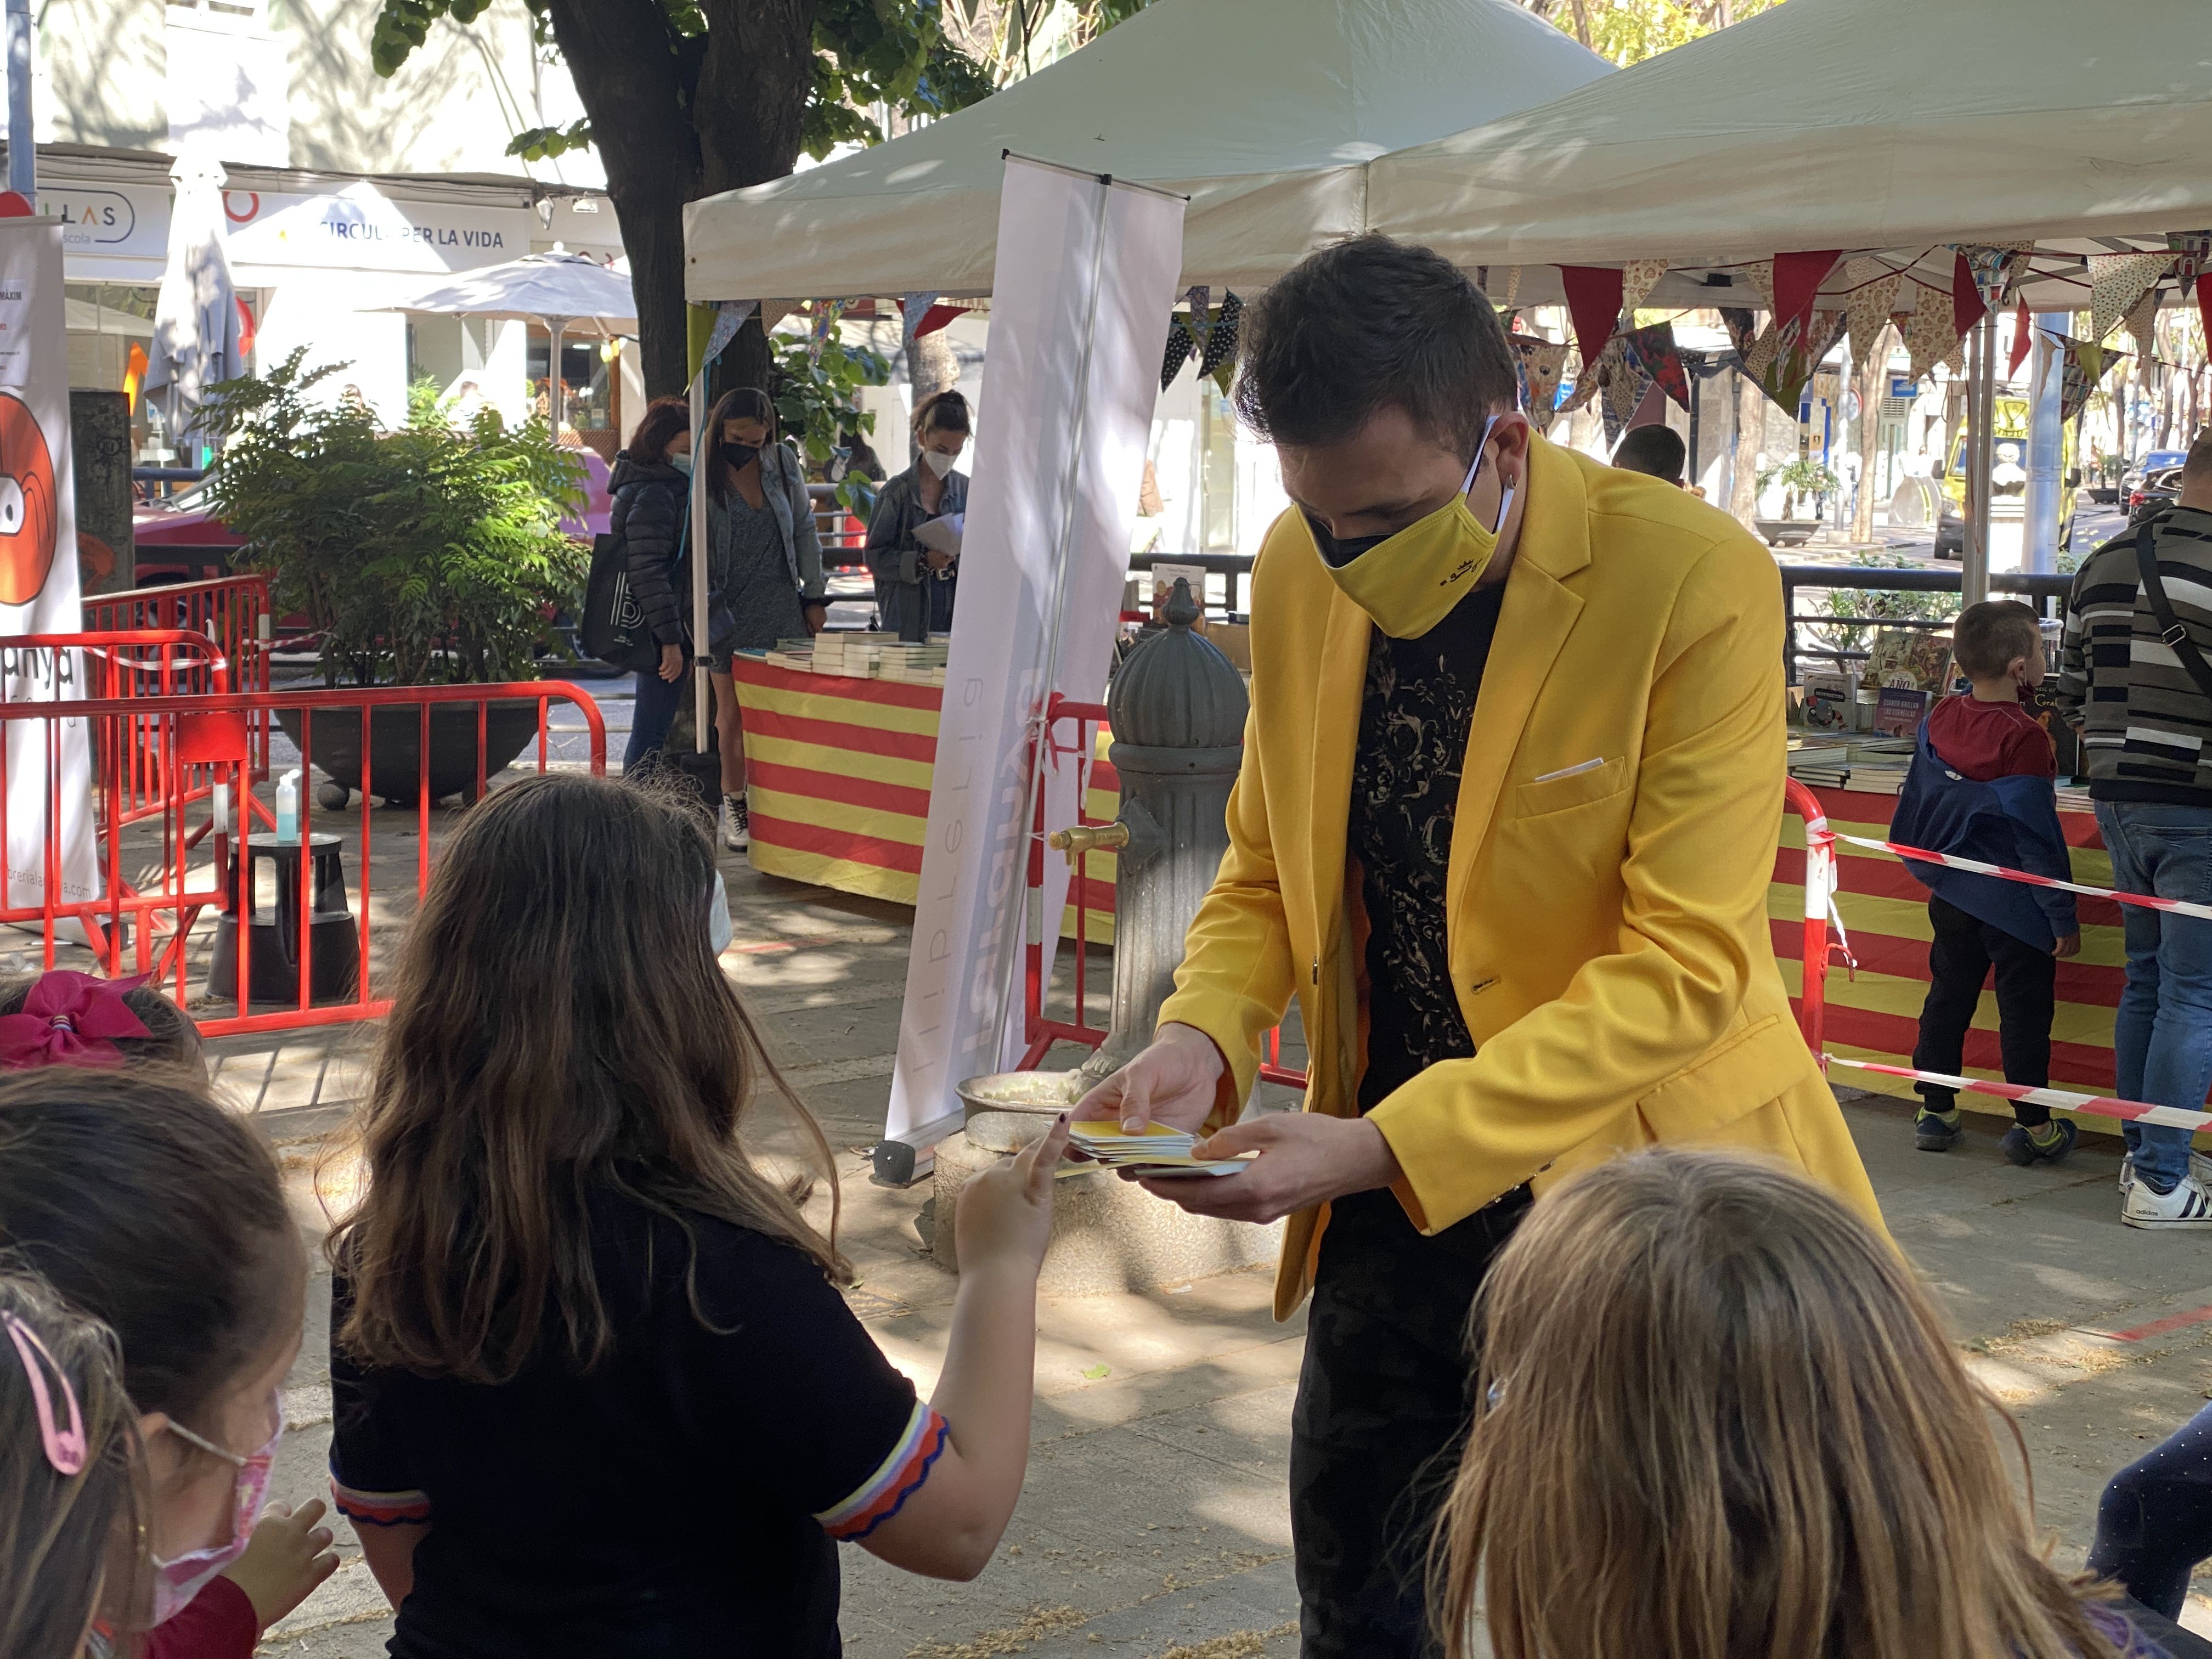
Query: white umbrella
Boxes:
[
  {"xmin": 145, "ymin": 155, "xmax": 245, "ymax": 464},
  {"xmin": 376, "ymin": 248, "xmax": 637, "ymax": 430}
]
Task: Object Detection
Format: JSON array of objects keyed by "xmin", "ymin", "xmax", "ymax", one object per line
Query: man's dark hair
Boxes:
[
  {"xmin": 1612, "ymin": 424, "xmax": 1686, "ymax": 485},
  {"xmin": 2182, "ymin": 426, "xmax": 2212, "ymax": 492},
  {"xmin": 1233, "ymin": 235, "xmax": 1516, "ymax": 458},
  {"xmin": 1953, "ymin": 600, "xmax": 2042, "ymax": 681}
]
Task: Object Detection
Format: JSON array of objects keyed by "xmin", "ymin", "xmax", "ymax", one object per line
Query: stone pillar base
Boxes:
[{"xmin": 932, "ymin": 1115, "xmax": 1283, "ymax": 1295}]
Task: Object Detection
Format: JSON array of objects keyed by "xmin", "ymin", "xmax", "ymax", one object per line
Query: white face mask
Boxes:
[
  {"xmin": 669, "ymin": 452, "xmax": 694, "ymax": 475},
  {"xmin": 921, "ymin": 448, "xmax": 958, "ymax": 479}
]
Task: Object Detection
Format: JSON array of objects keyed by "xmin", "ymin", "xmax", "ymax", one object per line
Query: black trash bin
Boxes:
[{"xmin": 206, "ymin": 833, "xmax": 360, "ymax": 1006}]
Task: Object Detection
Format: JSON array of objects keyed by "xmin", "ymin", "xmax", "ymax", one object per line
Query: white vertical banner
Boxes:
[
  {"xmin": 0, "ymin": 221, "xmax": 97, "ymax": 921},
  {"xmin": 884, "ymin": 156, "xmax": 1185, "ymax": 1147}
]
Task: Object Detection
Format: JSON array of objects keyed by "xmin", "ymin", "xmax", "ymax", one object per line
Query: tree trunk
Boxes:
[
  {"xmin": 1851, "ymin": 324, "xmax": 1891, "ymax": 543},
  {"xmin": 905, "ymin": 329, "xmax": 960, "ymax": 461},
  {"xmin": 1729, "ymin": 368, "xmax": 1763, "ymax": 526}
]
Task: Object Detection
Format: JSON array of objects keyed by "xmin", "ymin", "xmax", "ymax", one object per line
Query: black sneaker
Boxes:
[
  {"xmin": 1915, "ymin": 1108, "xmax": 1965, "ymax": 1151},
  {"xmin": 2001, "ymin": 1119, "xmax": 2077, "ymax": 1167}
]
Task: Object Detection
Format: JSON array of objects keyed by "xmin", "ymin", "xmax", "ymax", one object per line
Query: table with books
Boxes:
[{"xmin": 729, "ymin": 644, "xmax": 1118, "ymax": 939}]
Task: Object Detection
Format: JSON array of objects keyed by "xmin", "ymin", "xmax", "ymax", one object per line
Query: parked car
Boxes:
[
  {"xmin": 2129, "ymin": 465, "xmax": 2185, "ymax": 524},
  {"xmin": 2123, "ymin": 449, "xmax": 2190, "ymax": 499}
]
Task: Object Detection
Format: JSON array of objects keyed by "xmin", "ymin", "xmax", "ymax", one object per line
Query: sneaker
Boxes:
[
  {"xmin": 2001, "ymin": 1119, "xmax": 2077, "ymax": 1167},
  {"xmin": 724, "ymin": 793, "xmax": 751, "ymax": 852},
  {"xmin": 1915, "ymin": 1108, "xmax": 1965, "ymax": 1152},
  {"xmin": 2122, "ymin": 1171, "xmax": 2212, "ymax": 1230},
  {"xmin": 2123, "ymin": 1150, "xmax": 2212, "ymax": 1195},
  {"xmin": 2120, "ymin": 1154, "xmax": 2135, "ymax": 1195}
]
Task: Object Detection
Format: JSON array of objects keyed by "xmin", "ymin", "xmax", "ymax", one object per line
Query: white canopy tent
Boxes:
[
  {"xmin": 1362, "ymin": 0, "xmax": 2212, "ymax": 308},
  {"xmin": 682, "ymin": 0, "xmax": 1610, "ymax": 303}
]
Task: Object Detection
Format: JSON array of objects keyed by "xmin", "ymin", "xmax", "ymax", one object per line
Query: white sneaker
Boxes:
[
  {"xmin": 2122, "ymin": 1171, "xmax": 2212, "ymax": 1229},
  {"xmin": 723, "ymin": 793, "xmax": 751, "ymax": 852},
  {"xmin": 2120, "ymin": 1152, "xmax": 2212, "ymax": 1195}
]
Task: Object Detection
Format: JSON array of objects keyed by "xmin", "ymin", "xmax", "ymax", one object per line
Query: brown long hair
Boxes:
[
  {"xmin": 1435, "ymin": 1150, "xmax": 2125, "ymax": 1659},
  {"xmin": 330, "ymin": 772, "xmax": 843, "ymax": 1386},
  {"xmin": 0, "ymin": 1272, "xmax": 146, "ymax": 1658},
  {"xmin": 704, "ymin": 386, "xmax": 779, "ymax": 506}
]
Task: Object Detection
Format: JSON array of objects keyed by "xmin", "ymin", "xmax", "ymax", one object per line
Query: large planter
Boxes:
[
  {"xmin": 1756, "ymin": 517, "xmax": 1820, "ymax": 548},
  {"xmin": 276, "ymin": 698, "xmax": 543, "ymax": 808}
]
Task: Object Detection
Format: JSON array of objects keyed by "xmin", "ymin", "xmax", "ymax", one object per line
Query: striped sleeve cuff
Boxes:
[
  {"xmin": 330, "ymin": 1474, "xmax": 432, "ymax": 1528},
  {"xmin": 813, "ymin": 1401, "xmax": 948, "ymax": 1542}
]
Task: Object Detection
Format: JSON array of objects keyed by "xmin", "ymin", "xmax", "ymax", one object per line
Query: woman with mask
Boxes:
[
  {"xmin": 607, "ymin": 396, "xmax": 693, "ymax": 772},
  {"xmin": 702, "ymin": 387, "xmax": 828, "ymax": 851},
  {"xmin": 865, "ymin": 391, "xmax": 971, "ymax": 644}
]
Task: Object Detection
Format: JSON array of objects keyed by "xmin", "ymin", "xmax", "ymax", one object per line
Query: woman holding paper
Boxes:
[{"xmin": 865, "ymin": 391, "xmax": 971, "ymax": 643}]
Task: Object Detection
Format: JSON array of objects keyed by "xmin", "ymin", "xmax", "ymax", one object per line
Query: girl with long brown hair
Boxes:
[
  {"xmin": 1436, "ymin": 1149, "xmax": 2171, "ymax": 1659},
  {"xmin": 326, "ymin": 771, "xmax": 1069, "ymax": 1657}
]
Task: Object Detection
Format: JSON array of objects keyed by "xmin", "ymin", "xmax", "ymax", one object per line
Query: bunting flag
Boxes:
[
  {"xmin": 1502, "ymin": 266, "xmax": 1522, "ymax": 309},
  {"xmin": 1619, "ymin": 321, "xmax": 1691, "ymax": 413},
  {"xmin": 1740, "ymin": 259, "xmax": 1775, "ymax": 312},
  {"xmin": 1159, "ymin": 316, "xmax": 1198, "ymax": 390},
  {"xmin": 2167, "ymin": 231, "xmax": 2212, "ymax": 280},
  {"xmin": 1900, "ymin": 296, "xmax": 1958, "ymax": 385},
  {"xmin": 2050, "ymin": 332, "xmax": 2125, "ymax": 426},
  {"xmin": 806, "ymin": 299, "xmax": 844, "ymax": 366},
  {"xmin": 1619, "ymin": 257, "xmax": 1668, "ymax": 320},
  {"xmin": 687, "ymin": 298, "xmax": 757, "ymax": 382},
  {"xmin": 1199, "ymin": 291, "xmax": 1243, "ymax": 392},
  {"xmin": 1953, "ymin": 244, "xmax": 2029, "ymax": 311},
  {"xmin": 1752, "ymin": 310, "xmax": 1845, "ymax": 415},
  {"xmin": 1508, "ymin": 335, "xmax": 1570, "ymax": 425},
  {"xmin": 1843, "ymin": 258, "xmax": 1904, "ymax": 364},
  {"xmin": 2090, "ymin": 250, "xmax": 2171, "ymax": 342},
  {"xmin": 1951, "ymin": 252, "xmax": 1989, "ymax": 339},
  {"xmin": 1601, "ymin": 342, "xmax": 1654, "ymax": 447},
  {"xmin": 2006, "ymin": 300, "xmax": 2033, "ymax": 379},
  {"xmin": 2125, "ymin": 290, "xmax": 2162, "ymax": 361},
  {"xmin": 1182, "ymin": 285, "xmax": 1212, "ymax": 359},
  {"xmin": 1773, "ymin": 250, "xmax": 1842, "ymax": 338},
  {"xmin": 1743, "ymin": 318, "xmax": 1782, "ymax": 381},
  {"xmin": 1559, "ymin": 266, "xmax": 1627, "ymax": 374},
  {"xmin": 898, "ymin": 292, "xmax": 960, "ymax": 344},
  {"xmin": 2199, "ymin": 273, "xmax": 2212, "ymax": 358},
  {"xmin": 1558, "ymin": 342, "xmax": 1606, "ymax": 416},
  {"xmin": 1718, "ymin": 306, "xmax": 1761, "ymax": 362}
]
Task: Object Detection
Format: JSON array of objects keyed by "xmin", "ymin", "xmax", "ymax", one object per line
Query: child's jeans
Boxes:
[
  {"xmin": 2090, "ymin": 1400, "xmax": 2212, "ymax": 1619},
  {"xmin": 1912, "ymin": 895, "xmax": 2056, "ymax": 1125}
]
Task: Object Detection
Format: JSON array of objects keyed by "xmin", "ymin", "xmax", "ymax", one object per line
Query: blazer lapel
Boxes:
[
  {"xmin": 1446, "ymin": 437, "xmax": 1593, "ymax": 916},
  {"xmin": 1307, "ymin": 576, "xmax": 1372, "ymax": 973}
]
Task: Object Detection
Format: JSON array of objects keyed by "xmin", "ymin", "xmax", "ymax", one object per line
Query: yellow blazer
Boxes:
[{"xmin": 1157, "ymin": 435, "xmax": 1882, "ymax": 1320}]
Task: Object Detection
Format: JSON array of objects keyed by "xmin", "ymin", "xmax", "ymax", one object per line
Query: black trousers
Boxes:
[
  {"xmin": 1288, "ymin": 1184, "xmax": 1531, "ymax": 1659},
  {"xmin": 1912, "ymin": 895, "xmax": 2057, "ymax": 1126}
]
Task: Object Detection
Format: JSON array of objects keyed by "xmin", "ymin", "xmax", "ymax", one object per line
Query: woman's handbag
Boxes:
[{"xmin": 580, "ymin": 531, "xmax": 659, "ymax": 674}]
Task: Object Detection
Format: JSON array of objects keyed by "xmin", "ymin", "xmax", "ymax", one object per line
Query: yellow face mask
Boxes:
[{"xmin": 1306, "ymin": 414, "xmax": 1517, "ymax": 640}]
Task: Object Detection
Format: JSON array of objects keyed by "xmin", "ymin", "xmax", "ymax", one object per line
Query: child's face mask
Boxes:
[{"xmin": 149, "ymin": 1392, "xmax": 284, "ymax": 1624}]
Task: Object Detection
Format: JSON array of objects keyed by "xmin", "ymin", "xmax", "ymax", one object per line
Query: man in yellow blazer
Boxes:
[{"xmin": 1076, "ymin": 236, "xmax": 1881, "ymax": 1657}]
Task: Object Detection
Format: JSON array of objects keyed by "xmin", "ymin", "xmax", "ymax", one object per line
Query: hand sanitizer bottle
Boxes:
[{"xmin": 276, "ymin": 770, "xmax": 300, "ymax": 842}]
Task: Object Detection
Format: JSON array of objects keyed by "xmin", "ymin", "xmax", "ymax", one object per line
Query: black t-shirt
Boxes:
[
  {"xmin": 1347, "ymin": 585, "xmax": 1508, "ymax": 1111},
  {"xmin": 329, "ymin": 1193, "xmax": 943, "ymax": 1658}
]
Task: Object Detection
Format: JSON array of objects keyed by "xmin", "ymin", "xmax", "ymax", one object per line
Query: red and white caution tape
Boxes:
[
  {"xmin": 1821, "ymin": 829, "xmax": 2212, "ymax": 924},
  {"xmin": 1826, "ymin": 1056, "xmax": 2212, "ymax": 1133}
]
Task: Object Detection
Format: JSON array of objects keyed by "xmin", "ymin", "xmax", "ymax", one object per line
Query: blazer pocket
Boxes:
[
  {"xmin": 1510, "ymin": 756, "xmax": 1628, "ymax": 819},
  {"xmin": 1635, "ymin": 1014, "xmax": 1810, "ymax": 1144}
]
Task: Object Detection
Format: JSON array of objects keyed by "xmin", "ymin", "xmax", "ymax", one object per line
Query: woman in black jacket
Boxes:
[{"xmin": 608, "ymin": 396, "xmax": 693, "ymax": 770}]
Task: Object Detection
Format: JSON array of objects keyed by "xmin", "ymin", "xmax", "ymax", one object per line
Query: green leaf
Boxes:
[{"xmin": 1081, "ymin": 1363, "xmax": 1110, "ymax": 1380}]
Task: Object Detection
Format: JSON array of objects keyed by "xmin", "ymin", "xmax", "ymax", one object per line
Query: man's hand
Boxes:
[
  {"xmin": 1073, "ymin": 1023, "xmax": 1224, "ymax": 1135},
  {"xmin": 2053, "ymin": 931, "xmax": 2083, "ymax": 960},
  {"xmin": 1134, "ymin": 1114, "xmax": 1403, "ymax": 1224},
  {"xmin": 803, "ymin": 602, "xmax": 829, "ymax": 636}
]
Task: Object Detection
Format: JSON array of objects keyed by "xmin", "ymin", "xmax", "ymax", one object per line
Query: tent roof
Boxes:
[
  {"xmin": 684, "ymin": 0, "xmax": 1609, "ymax": 303},
  {"xmin": 1365, "ymin": 0, "xmax": 2212, "ymax": 308}
]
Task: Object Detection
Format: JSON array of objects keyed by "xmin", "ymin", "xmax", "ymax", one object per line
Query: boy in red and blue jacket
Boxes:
[{"xmin": 1892, "ymin": 601, "xmax": 2081, "ymax": 1165}]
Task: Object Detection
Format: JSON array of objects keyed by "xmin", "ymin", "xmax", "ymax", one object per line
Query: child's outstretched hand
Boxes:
[
  {"xmin": 224, "ymin": 1497, "xmax": 341, "ymax": 1629},
  {"xmin": 955, "ymin": 1114, "xmax": 1071, "ymax": 1278}
]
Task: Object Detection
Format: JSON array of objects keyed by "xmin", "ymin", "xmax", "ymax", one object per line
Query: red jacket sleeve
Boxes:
[{"xmin": 142, "ymin": 1575, "xmax": 258, "ymax": 1659}]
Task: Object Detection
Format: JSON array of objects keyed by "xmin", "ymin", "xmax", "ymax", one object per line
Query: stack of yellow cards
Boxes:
[{"xmin": 1066, "ymin": 1121, "xmax": 1251, "ymax": 1178}]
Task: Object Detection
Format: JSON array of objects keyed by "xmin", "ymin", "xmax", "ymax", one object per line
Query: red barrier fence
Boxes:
[
  {"xmin": 1019, "ymin": 692, "xmax": 1115, "ymax": 1067},
  {"xmin": 82, "ymin": 575, "xmax": 276, "ymax": 783},
  {"xmin": 0, "ymin": 681, "xmax": 604, "ymax": 1037}
]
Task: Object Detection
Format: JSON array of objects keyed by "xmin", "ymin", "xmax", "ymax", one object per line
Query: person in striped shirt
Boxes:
[{"xmin": 2054, "ymin": 427, "xmax": 2212, "ymax": 1228}]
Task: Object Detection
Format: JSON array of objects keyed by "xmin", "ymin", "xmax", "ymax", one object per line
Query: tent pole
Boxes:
[
  {"xmin": 2025, "ymin": 312, "xmax": 2066, "ymax": 575},
  {"xmin": 1964, "ymin": 313, "xmax": 1995, "ymax": 607},
  {"xmin": 690, "ymin": 368, "xmax": 710, "ymax": 754},
  {"xmin": 5, "ymin": 0, "xmax": 32, "ymax": 199},
  {"xmin": 548, "ymin": 319, "xmax": 568, "ymax": 433}
]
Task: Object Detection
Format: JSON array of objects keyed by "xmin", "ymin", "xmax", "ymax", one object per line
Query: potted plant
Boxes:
[
  {"xmin": 204, "ymin": 351, "xmax": 587, "ymax": 806},
  {"xmin": 1754, "ymin": 456, "xmax": 1842, "ymax": 548}
]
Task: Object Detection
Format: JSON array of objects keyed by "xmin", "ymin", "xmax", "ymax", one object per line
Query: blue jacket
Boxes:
[{"xmin": 1891, "ymin": 723, "xmax": 2078, "ymax": 950}]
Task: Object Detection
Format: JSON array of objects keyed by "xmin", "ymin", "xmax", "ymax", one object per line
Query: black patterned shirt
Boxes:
[{"xmin": 1348, "ymin": 585, "xmax": 1508, "ymax": 1111}]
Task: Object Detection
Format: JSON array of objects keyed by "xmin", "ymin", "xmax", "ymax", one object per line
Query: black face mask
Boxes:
[
  {"xmin": 722, "ymin": 441, "xmax": 761, "ymax": 471},
  {"xmin": 1304, "ymin": 513, "xmax": 1391, "ymax": 569}
]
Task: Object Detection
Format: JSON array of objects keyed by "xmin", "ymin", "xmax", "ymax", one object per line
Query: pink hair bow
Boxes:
[{"xmin": 0, "ymin": 972, "xmax": 150, "ymax": 1071}]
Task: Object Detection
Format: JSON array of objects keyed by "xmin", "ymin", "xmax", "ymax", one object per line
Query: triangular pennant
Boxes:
[
  {"xmin": 2125, "ymin": 290, "xmax": 2162, "ymax": 360},
  {"xmin": 1502, "ymin": 266, "xmax": 1522, "ymax": 309},
  {"xmin": 1199, "ymin": 292, "xmax": 1243, "ymax": 380},
  {"xmin": 1159, "ymin": 318, "xmax": 1197, "ymax": 391},
  {"xmin": 1558, "ymin": 344, "xmax": 1605, "ymax": 416},
  {"xmin": 1618, "ymin": 321, "xmax": 1691, "ymax": 413},
  {"xmin": 1773, "ymin": 250, "xmax": 1841, "ymax": 337},
  {"xmin": 1558, "ymin": 266, "xmax": 1627, "ymax": 373},
  {"xmin": 2089, "ymin": 251, "xmax": 2170, "ymax": 342},
  {"xmin": 687, "ymin": 298, "xmax": 757, "ymax": 382},
  {"xmin": 1508, "ymin": 335, "xmax": 1570, "ymax": 425},
  {"xmin": 1619, "ymin": 257, "xmax": 1668, "ymax": 320},
  {"xmin": 2166, "ymin": 231, "xmax": 2212, "ymax": 280},
  {"xmin": 1741, "ymin": 259, "xmax": 1775, "ymax": 312},
  {"xmin": 1753, "ymin": 311, "xmax": 1846, "ymax": 415},
  {"xmin": 2049, "ymin": 332, "xmax": 2126, "ymax": 427},
  {"xmin": 1901, "ymin": 296, "xmax": 1958, "ymax": 385},
  {"xmin": 1601, "ymin": 342, "xmax": 1654, "ymax": 447},
  {"xmin": 2006, "ymin": 300, "xmax": 2033, "ymax": 379},
  {"xmin": 1718, "ymin": 307, "xmax": 1760, "ymax": 361},
  {"xmin": 1951, "ymin": 245, "xmax": 2025, "ymax": 311},
  {"xmin": 898, "ymin": 293, "xmax": 960, "ymax": 343},
  {"xmin": 2199, "ymin": 273, "xmax": 2212, "ymax": 363},
  {"xmin": 1844, "ymin": 258, "xmax": 1904, "ymax": 364},
  {"xmin": 1951, "ymin": 252, "xmax": 1989, "ymax": 340}
]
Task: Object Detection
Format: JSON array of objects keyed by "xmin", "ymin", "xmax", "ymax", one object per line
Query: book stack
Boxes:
[
  {"xmin": 1066, "ymin": 1120, "xmax": 1253, "ymax": 1178},
  {"xmin": 763, "ymin": 638, "xmax": 816, "ymax": 672},
  {"xmin": 811, "ymin": 634, "xmax": 882, "ymax": 678},
  {"xmin": 877, "ymin": 641, "xmax": 950, "ymax": 686}
]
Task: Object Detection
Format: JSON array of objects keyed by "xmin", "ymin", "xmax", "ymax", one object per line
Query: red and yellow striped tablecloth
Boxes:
[
  {"xmin": 731, "ymin": 657, "xmax": 1118, "ymax": 941},
  {"xmin": 1771, "ymin": 784, "xmax": 2179, "ymax": 1136}
]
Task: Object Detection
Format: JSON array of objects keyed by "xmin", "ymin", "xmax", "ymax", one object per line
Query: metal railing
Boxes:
[{"xmin": 1778, "ymin": 564, "xmax": 2073, "ymax": 685}]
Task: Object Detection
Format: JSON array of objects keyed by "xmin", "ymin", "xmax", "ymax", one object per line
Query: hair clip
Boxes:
[
  {"xmin": 3, "ymin": 1311, "xmax": 88, "ymax": 1476},
  {"xmin": 0, "ymin": 972, "xmax": 151, "ymax": 1071}
]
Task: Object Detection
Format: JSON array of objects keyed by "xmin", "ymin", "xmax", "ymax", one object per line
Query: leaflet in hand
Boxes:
[
  {"xmin": 914, "ymin": 514, "xmax": 964, "ymax": 557},
  {"xmin": 1065, "ymin": 1120, "xmax": 1250, "ymax": 1178}
]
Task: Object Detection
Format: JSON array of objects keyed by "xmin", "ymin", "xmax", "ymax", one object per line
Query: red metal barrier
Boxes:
[
  {"xmin": 1784, "ymin": 777, "xmax": 1850, "ymax": 1061},
  {"xmin": 0, "ymin": 681, "xmax": 605, "ymax": 1037},
  {"xmin": 82, "ymin": 575, "xmax": 275, "ymax": 782},
  {"xmin": 1018, "ymin": 692, "xmax": 1115, "ymax": 1067}
]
